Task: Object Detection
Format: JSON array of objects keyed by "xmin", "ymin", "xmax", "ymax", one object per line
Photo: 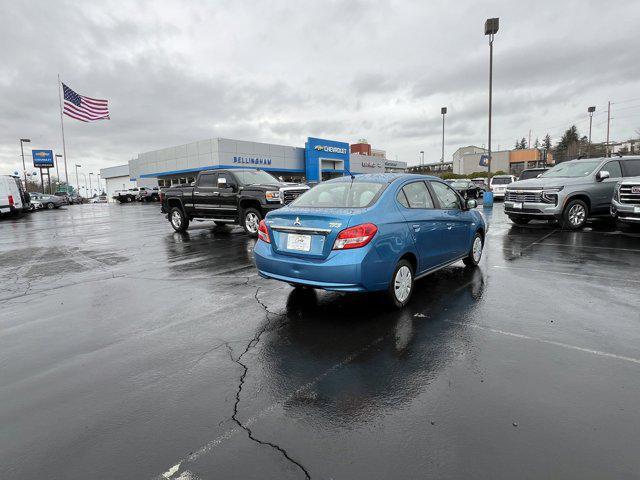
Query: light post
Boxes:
[
  {"xmin": 55, "ymin": 154, "xmax": 62, "ymax": 189},
  {"xmin": 485, "ymin": 17, "xmax": 499, "ymax": 173},
  {"xmin": 441, "ymin": 107, "xmax": 447, "ymax": 163},
  {"xmin": 80, "ymin": 173, "xmax": 88, "ymax": 196},
  {"xmin": 587, "ymin": 106, "xmax": 596, "ymax": 157},
  {"xmin": 75, "ymin": 164, "xmax": 81, "ymax": 197},
  {"xmin": 420, "ymin": 151, "xmax": 424, "ymax": 168},
  {"xmin": 20, "ymin": 138, "xmax": 31, "ymax": 187},
  {"xmin": 97, "ymin": 174, "xmax": 101, "ymax": 195},
  {"xmin": 89, "ymin": 173, "xmax": 94, "ymax": 197}
]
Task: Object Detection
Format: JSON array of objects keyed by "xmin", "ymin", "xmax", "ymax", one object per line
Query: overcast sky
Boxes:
[{"xmin": 2, "ymin": 0, "xmax": 640, "ymax": 179}]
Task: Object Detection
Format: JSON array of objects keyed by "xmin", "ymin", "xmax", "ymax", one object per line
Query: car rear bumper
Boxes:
[{"xmin": 254, "ymin": 240, "xmax": 391, "ymax": 292}]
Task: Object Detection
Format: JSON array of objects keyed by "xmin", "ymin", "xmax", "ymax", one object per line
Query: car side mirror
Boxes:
[
  {"xmin": 466, "ymin": 199, "xmax": 477, "ymax": 209},
  {"xmin": 596, "ymin": 170, "xmax": 610, "ymax": 182}
]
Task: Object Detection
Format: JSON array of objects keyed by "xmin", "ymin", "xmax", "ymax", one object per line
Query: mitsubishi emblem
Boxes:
[{"xmin": 293, "ymin": 217, "xmax": 301, "ymax": 226}]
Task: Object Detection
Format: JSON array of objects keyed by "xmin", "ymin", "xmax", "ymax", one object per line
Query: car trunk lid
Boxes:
[{"xmin": 265, "ymin": 208, "xmax": 356, "ymax": 259}]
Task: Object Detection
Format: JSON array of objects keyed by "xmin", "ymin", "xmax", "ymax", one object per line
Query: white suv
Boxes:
[{"xmin": 489, "ymin": 175, "xmax": 516, "ymax": 199}]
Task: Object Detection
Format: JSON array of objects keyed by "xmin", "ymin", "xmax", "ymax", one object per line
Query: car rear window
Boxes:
[
  {"xmin": 492, "ymin": 177, "xmax": 512, "ymax": 185},
  {"xmin": 292, "ymin": 181, "xmax": 385, "ymax": 208}
]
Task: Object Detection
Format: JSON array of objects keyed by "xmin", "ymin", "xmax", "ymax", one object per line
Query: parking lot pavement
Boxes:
[{"xmin": 1, "ymin": 203, "xmax": 640, "ymax": 479}]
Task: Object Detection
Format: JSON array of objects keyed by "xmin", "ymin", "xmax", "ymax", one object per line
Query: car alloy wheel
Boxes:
[
  {"xmin": 47, "ymin": 202, "xmax": 55, "ymax": 209},
  {"xmin": 245, "ymin": 212, "xmax": 260, "ymax": 234},
  {"xmin": 394, "ymin": 265, "xmax": 413, "ymax": 303},
  {"xmin": 171, "ymin": 210, "xmax": 182, "ymax": 229},
  {"xmin": 568, "ymin": 203, "xmax": 586, "ymax": 227},
  {"xmin": 472, "ymin": 236, "xmax": 483, "ymax": 263}
]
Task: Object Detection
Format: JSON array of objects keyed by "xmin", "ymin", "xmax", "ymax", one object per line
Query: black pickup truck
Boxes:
[{"xmin": 161, "ymin": 168, "xmax": 309, "ymax": 236}]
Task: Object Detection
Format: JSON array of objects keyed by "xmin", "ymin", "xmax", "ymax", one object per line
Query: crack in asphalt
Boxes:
[{"xmin": 227, "ymin": 287, "xmax": 311, "ymax": 480}]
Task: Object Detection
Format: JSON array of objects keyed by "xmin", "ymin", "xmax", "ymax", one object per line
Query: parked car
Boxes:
[
  {"xmin": 611, "ymin": 175, "xmax": 640, "ymax": 226},
  {"xmin": 162, "ymin": 169, "xmax": 309, "ymax": 236},
  {"xmin": 471, "ymin": 178, "xmax": 488, "ymax": 190},
  {"xmin": 68, "ymin": 193, "xmax": 82, "ymax": 204},
  {"xmin": 29, "ymin": 200, "xmax": 43, "ymax": 210},
  {"xmin": 504, "ymin": 156, "xmax": 640, "ymax": 229},
  {"xmin": 29, "ymin": 192, "xmax": 65, "ymax": 209},
  {"xmin": 113, "ymin": 189, "xmax": 139, "ymax": 203},
  {"xmin": 89, "ymin": 195, "xmax": 108, "ymax": 203},
  {"xmin": 53, "ymin": 191, "xmax": 71, "ymax": 205},
  {"xmin": 518, "ymin": 167, "xmax": 548, "ymax": 181},
  {"xmin": 137, "ymin": 186, "xmax": 160, "ymax": 202},
  {"xmin": 0, "ymin": 175, "xmax": 29, "ymax": 216},
  {"xmin": 489, "ymin": 175, "xmax": 516, "ymax": 199},
  {"xmin": 449, "ymin": 179, "xmax": 484, "ymax": 199},
  {"xmin": 254, "ymin": 174, "xmax": 486, "ymax": 308}
]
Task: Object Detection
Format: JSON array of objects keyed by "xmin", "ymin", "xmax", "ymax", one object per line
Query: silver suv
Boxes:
[
  {"xmin": 611, "ymin": 176, "xmax": 640, "ymax": 225},
  {"xmin": 504, "ymin": 156, "xmax": 640, "ymax": 229}
]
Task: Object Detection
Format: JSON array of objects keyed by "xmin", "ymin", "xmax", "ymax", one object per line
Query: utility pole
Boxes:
[
  {"xmin": 420, "ymin": 150, "xmax": 424, "ymax": 167},
  {"xmin": 606, "ymin": 101, "xmax": 611, "ymax": 157},
  {"xmin": 528, "ymin": 129, "xmax": 531, "ymax": 149},
  {"xmin": 20, "ymin": 138, "xmax": 31, "ymax": 187}
]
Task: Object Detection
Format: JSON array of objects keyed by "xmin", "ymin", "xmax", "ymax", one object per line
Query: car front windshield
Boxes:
[
  {"xmin": 519, "ymin": 170, "xmax": 544, "ymax": 180},
  {"xmin": 451, "ymin": 181, "xmax": 470, "ymax": 188},
  {"xmin": 542, "ymin": 161, "xmax": 600, "ymax": 178},
  {"xmin": 292, "ymin": 181, "xmax": 385, "ymax": 208},
  {"xmin": 233, "ymin": 170, "xmax": 279, "ymax": 185}
]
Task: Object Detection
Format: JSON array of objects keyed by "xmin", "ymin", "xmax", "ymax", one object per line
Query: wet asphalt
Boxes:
[{"xmin": 1, "ymin": 202, "xmax": 640, "ymax": 480}]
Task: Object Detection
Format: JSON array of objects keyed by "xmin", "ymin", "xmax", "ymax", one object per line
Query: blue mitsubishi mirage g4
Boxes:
[{"xmin": 254, "ymin": 173, "xmax": 487, "ymax": 308}]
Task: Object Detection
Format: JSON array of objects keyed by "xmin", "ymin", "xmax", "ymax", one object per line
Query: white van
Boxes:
[
  {"xmin": 0, "ymin": 175, "xmax": 28, "ymax": 215},
  {"xmin": 489, "ymin": 174, "xmax": 516, "ymax": 199}
]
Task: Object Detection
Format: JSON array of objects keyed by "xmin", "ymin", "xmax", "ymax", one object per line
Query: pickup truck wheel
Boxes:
[
  {"xmin": 126, "ymin": 196, "xmax": 132, "ymax": 203},
  {"xmin": 242, "ymin": 208, "xmax": 262, "ymax": 237},
  {"xmin": 169, "ymin": 207, "xmax": 189, "ymax": 232},
  {"xmin": 562, "ymin": 199, "xmax": 588, "ymax": 230}
]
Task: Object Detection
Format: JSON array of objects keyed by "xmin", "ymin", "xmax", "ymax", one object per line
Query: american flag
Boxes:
[{"xmin": 63, "ymin": 83, "xmax": 110, "ymax": 122}]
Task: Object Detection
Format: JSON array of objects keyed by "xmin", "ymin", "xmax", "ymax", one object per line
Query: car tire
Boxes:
[
  {"xmin": 509, "ymin": 216, "xmax": 531, "ymax": 225},
  {"xmin": 46, "ymin": 202, "xmax": 55, "ymax": 210},
  {"xmin": 169, "ymin": 207, "xmax": 189, "ymax": 232},
  {"xmin": 126, "ymin": 196, "xmax": 133, "ymax": 203},
  {"xmin": 463, "ymin": 232, "xmax": 484, "ymax": 267},
  {"xmin": 562, "ymin": 199, "xmax": 588, "ymax": 230},
  {"xmin": 387, "ymin": 259, "xmax": 414, "ymax": 309},
  {"xmin": 242, "ymin": 208, "xmax": 262, "ymax": 237}
]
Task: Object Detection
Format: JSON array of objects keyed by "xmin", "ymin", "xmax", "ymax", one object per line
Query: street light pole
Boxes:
[
  {"xmin": 485, "ymin": 18, "xmax": 499, "ymax": 174},
  {"xmin": 441, "ymin": 107, "xmax": 447, "ymax": 163},
  {"xmin": 587, "ymin": 106, "xmax": 596, "ymax": 158},
  {"xmin": 89, "ymin": 173, "xmax": 94, "ymax": 197},
  {"xmin": 20, "ymin": 138, "xmax": 31, "ymax": 188},
  {"xmin": 75, "ymin": 164, "xmax": 81, "ymax": 196},
  {"xmin": 420, "ymin": 150, "xmax": 424, "ymax": 168}
]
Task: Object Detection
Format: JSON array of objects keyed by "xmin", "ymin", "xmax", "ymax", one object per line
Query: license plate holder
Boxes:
[
  {"xmin": 286, "ymin": 233, "xmax": 311, "ymax": 251},
  {"xmin": 512, "ymin": 202, "xmax": 523, "ymax": 210}
]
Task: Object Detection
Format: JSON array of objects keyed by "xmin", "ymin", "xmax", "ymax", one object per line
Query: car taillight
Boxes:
[
  {"xmin": 258, "ymin": 220, "xmax": 270, "ymax": 243},
  {"xmin": 8, "ymin": 195, "xmax": 14, "ymax": 206},
  {"xmin": 333, "ymin": 223, "xmax": 378, "ymax": 250}
]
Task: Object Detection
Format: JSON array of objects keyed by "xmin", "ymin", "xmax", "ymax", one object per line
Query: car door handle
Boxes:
[
  {"xmin": 212, "ymin": 192, "xmax": 219, "ymax": 196},
  {"xmin": 412, "ymin": 224, "xmax": 420, "ymax": 232},
  {"xmin": 194, "ymin": 191, "xmax": 200, "ymax": 194}
]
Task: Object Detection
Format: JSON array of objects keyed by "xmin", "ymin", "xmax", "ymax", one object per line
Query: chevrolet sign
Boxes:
[
  {"xmin": 314, "ymin": 145, "xmax": 347, "ymax": 155},
  {"xmin": 31, "ymin": 149, "xmax": 54, "ymax": 168}
]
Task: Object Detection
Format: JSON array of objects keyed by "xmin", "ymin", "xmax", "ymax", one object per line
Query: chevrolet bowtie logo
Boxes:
[{"xmin": 35, "ymin": 152, "xmax": 48, "ymax": 157}]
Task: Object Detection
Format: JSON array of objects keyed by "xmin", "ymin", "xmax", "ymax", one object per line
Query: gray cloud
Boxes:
[{"xmin": 1, "ymin": 0, "xmax": 640, "ymax": 176}]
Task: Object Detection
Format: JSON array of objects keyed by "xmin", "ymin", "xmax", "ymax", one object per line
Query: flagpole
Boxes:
[{"xmin": 57, "ymin": 74, "xmax": 70, "ymax": 191}]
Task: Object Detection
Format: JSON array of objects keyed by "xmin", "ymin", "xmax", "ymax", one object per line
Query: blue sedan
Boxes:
[{"xmin": 254, "ymin": 173, "xmax": 487, "ymax": 308}]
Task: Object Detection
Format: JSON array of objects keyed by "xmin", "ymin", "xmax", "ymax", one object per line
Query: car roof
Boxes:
[{"xmin": 326, "ymin": 173, "xmax": 440, "ymax": 184}]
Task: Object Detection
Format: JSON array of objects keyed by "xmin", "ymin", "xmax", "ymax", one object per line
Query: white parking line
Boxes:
[
  {"xmin": 491, "ymin": 265, "xmax": 640, "ymax": 284},
  {"xmin": 445, "ymin": 321, "xmax": 640, "ymax": 365},
  {"xmin": 533, "ymin": 242, "xmax": 640, "ymax": 252}
]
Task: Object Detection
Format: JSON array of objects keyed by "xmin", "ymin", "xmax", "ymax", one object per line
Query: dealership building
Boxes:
[{"xmin": 125, "ymin": 136, "xmax": 406, "ymax": 187}]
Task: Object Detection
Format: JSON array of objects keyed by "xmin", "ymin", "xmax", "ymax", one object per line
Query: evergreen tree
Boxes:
[
  {"xmin": 519, "ymin": 137, "xmax": 527, "ymax": 149},
  {"xmin": 543, "ymin": 134, "xmax": 552, "ymax": 150}
]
